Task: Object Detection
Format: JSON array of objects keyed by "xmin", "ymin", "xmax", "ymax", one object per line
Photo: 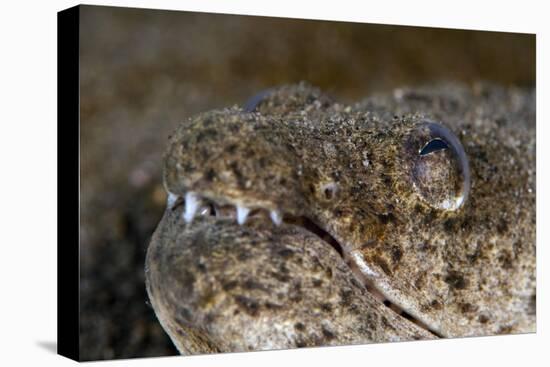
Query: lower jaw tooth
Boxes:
[{"xmin": 198, "ymin": 207, "xmax": 210, "ymax": 216}]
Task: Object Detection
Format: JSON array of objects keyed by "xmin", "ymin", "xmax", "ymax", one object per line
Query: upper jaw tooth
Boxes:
[
  {"xmin": 183, "ymin": 192, "xmax": 200, "ymax": 223},
  {"xmin": 236, "ymin": 206, "xmax": 251, "ymax": 225},
  {"xmin": 167, "ymin": 192, "xmax": 179, "ymax": 209},
  {"xmin": 270, "ymin": 210, "xmax": 282, "ymax": 226},
  {"xmin": 179, "ymin": 192, "xmax": 284, "ymax": 226}
]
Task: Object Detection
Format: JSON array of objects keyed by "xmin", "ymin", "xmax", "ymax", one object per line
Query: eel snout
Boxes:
[{"xmin": 163, "ymin": 109, "xmax": 310, "ymax": 219}]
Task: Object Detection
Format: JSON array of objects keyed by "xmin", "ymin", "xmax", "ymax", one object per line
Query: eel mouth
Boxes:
[{"xmin": 167, "ymin": 190, "xmax": 442, "ymax": 338}]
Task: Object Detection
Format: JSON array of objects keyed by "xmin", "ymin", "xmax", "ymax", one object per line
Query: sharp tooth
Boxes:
[
  {"xmin": 236, "ymin": 206, "xmax": 250, "ymax": 225},
  {"xmin": 199, "ymin": 207, "xmax": 210, "ymax": 216},
  {"xmin": 167, "ymin": 192, "xmax": 179, "ymax": 209},
  {"xmin": 270, "ymin": 210, "xmax": 282, "ymax": 226},
  {"xmin": 183, "ymin": 192, "xmax": 200, "ymax": 223}
]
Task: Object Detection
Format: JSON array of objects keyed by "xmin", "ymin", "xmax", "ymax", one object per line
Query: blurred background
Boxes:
[{"xmin": 78, "ymin": 5, "xmax": 535, "ymax": 360}]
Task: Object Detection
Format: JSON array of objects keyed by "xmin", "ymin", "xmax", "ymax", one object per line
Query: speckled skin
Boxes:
[{"xmin": 146, "ymin": 83, "xmax": 535, "ymax": 354}]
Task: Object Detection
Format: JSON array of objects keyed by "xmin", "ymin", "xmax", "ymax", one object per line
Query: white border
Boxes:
[{"xmin": 0, "ymin": 1, "xmax": 547, "ymax": 366}]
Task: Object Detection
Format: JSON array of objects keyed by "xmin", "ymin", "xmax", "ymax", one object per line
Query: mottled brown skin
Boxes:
[
  {"xmin": 147, "ymin": 211, "xmax": 435, "ymax": 353},
  {"xmin": 146, "ymin": 83, "xmax": 535, "ymax": 354}
]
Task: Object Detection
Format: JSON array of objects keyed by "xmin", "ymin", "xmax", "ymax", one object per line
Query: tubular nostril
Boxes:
[
  {"xmin": 243, "ymin": 89, "xmax": 273, "ymax": 112},
  {"xmin": 320, "ymin": 182, "xmax": 338, "ymax": 201}
]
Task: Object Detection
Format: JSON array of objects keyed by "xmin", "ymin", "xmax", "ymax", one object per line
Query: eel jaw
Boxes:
[{"xmin": 166, "ymin": 189, "xmax": 442, "ymax": 338}]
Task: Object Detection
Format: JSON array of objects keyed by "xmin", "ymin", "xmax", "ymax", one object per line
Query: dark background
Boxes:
[{"xmin": 78, "ymin": 5, "xmax": 535, "ymax": 360}]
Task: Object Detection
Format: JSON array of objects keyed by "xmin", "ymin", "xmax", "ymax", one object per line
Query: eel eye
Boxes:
[
  {"xmin": 420, "ymin": 138, "xmax": 448, "ymax": 156},
  {"xmin": 406, "ymin": 121, "xmax": 470, "ymax": 211}
]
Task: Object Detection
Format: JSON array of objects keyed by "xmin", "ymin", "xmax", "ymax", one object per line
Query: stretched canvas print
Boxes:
[{"xmin": 57, "ymin": 4, "xmax": 536, "ymax": 361}]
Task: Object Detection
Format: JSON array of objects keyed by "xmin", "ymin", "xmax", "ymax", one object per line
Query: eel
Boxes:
[{"xmin": 145, "ymin": 82, "xmax": 535, "ymax": 354}]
